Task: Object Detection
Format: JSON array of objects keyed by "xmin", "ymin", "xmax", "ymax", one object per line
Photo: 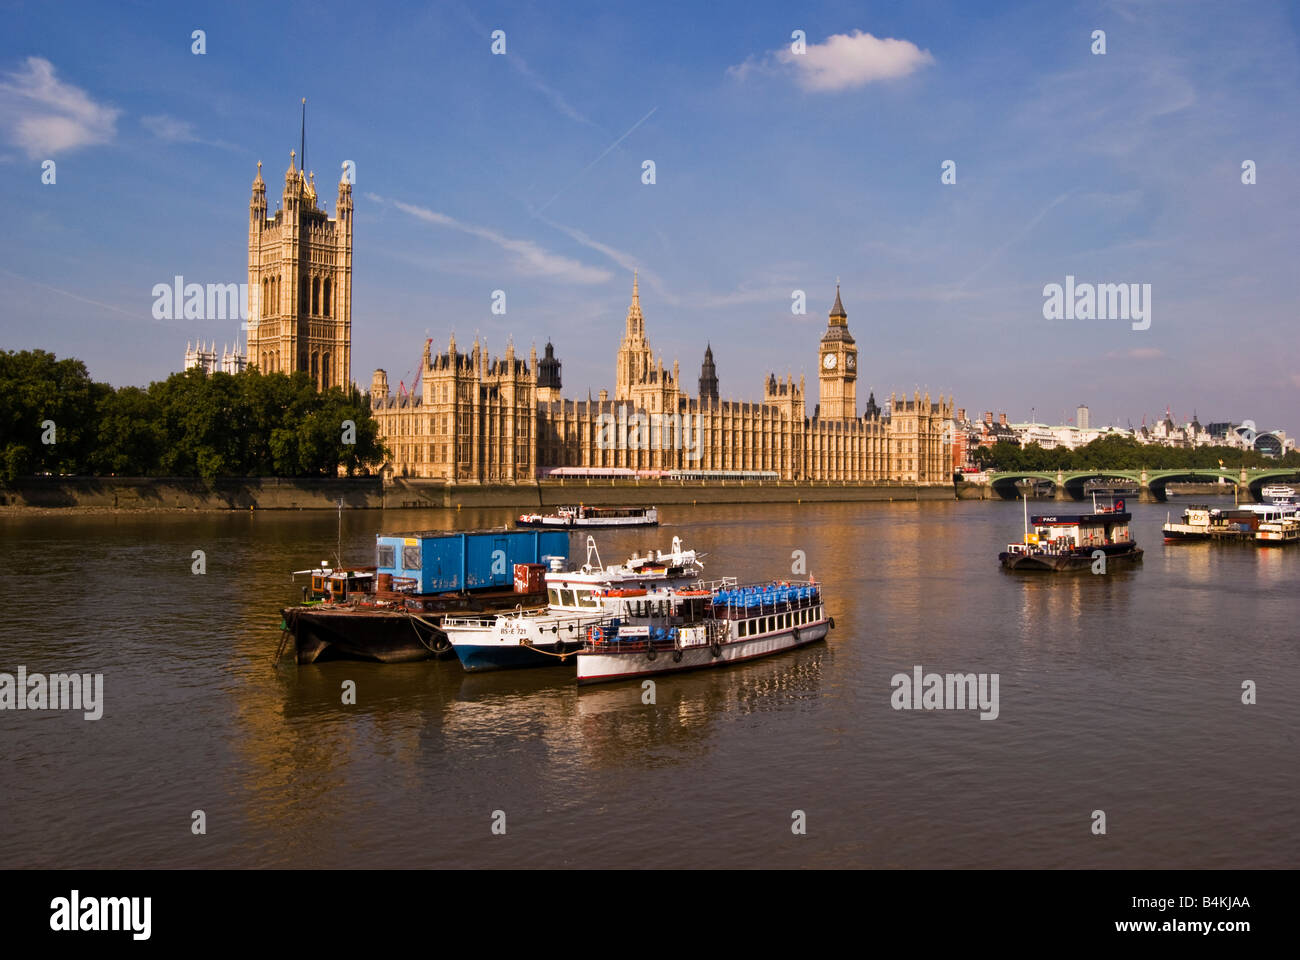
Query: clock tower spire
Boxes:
[{"xmin": 818, "ymin": 283, "xmax": 858, "ymax": 419}]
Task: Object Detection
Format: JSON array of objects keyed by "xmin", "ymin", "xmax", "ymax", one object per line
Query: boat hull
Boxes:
[
  {"xmin": 576, "ymin": 621, "xmax": 830, "ymax": 684},
  {"xmin": 454, "ymin": 640, "xmax": 580, "ymax": 672},
  {"xmin": 998, "ymin": 543, "xmax": 1143, "ymax": 572},
  {"xmin": 281, "ymin": 606, "xmax": 452, "ymax": 664}
]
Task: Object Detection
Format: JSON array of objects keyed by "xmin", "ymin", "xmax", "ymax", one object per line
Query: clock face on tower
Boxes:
[
  {"xmin": 846, "ymin": 353, "xmax": 856, "ymax": 370},
  {"xmin": 822, "ymin": 353, "xmax": 837, "ymax": 370}
]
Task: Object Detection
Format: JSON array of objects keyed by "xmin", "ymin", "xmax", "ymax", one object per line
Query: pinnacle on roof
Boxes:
[{"xmin": 830, "ymin": 283, "xmax": 847, "ymax": 320}]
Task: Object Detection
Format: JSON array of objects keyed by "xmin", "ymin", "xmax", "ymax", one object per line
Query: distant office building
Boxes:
[{"xmin": 1076, "ymin": 404, "xmax": 1090, "ymax": 430}]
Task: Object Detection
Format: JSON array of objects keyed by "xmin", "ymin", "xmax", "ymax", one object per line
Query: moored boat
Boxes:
[
  {"xmin": 575, "ymin": 580, "xmax": 832, "ymax": 684},
  {"xmin": 443, "ymin": 536, "xmax": 705, "ymax": 672},
  {"xmin": 999, "ymin": 496, "xmax": 1143, "ymax": 571},
  {"xmin": 278, "ymin": 528, "xmax": 569, "ymax": 664},
  {"xmin": 516, "ymin": 504, "xmax": 658, "ymax": 528}
]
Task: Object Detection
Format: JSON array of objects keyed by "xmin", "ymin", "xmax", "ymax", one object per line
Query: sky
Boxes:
[{"xmin": 1, "ymin": 0, "xmax": 1297, "ymax": 432}]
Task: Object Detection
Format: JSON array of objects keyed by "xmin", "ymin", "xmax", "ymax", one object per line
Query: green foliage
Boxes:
[
  {"xmin": 0, "ymin": 350, "xmax": 388, "ymax": 482},
  {"xmin": 972, "ymin": 434, "xmax": 1300, "ymax": 472}
]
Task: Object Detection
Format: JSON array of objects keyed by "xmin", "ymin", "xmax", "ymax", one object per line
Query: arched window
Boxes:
[
  {"xmin": 323, "ymin": 278, "xmax": 332, "ymax": 317},
  {"xmin": 311, "ymin": 352, "xmax": 319, "ymax": 384},
  {"xmin": 322, "ymin": 352, "xmax": 331, "ymax": 390},
  {"xmin": 311, "ymin": 277, "xmax": 320, "ymax": 315},
  {"xmin": 262, "ymin": 278, "xmax": 269, "ymax": 316}
]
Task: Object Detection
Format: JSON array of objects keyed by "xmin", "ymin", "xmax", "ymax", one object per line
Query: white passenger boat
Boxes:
[
  {"xmin": 517, "ymin": 505, "xmax": 658, "ymax": 528},
  {"xmin": 1261, "ymin": 484, "xmax": 1296, "ymax": 502},
  {"xmin": 444, "ymin": 536, "xmax": 703, "ymax": 671},
  {"xmin": 575, "ymin": 579, "xmax": 832, "ymax": 684}
]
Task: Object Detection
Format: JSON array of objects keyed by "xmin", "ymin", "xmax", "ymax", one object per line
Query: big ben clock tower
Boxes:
[{"xmin": 818, "ymin": 283, "xmax": 858, "ymax": 420}]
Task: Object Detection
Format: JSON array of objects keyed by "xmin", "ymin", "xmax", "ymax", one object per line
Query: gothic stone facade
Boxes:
[
  {"xmin": 246, "ymin": 153, "xmax": 353, "ymax": 391},
  {"xmin": 370, "ymin": 279, "xmax": 953, "ymax": 484}
]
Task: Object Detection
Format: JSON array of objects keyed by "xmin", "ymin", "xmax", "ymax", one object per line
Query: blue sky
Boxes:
[{"xmin": 1, "ymin": 0, "xmax": 1297, "ymax": 431}]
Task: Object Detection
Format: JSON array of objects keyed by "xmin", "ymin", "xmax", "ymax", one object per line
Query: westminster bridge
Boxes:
[{"xmin": 985, "ymin": 467, "xmax": 1300, "ymax": 502}]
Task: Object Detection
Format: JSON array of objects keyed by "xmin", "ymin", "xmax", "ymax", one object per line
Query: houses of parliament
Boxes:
[{"xmin": 225, "ymin": 155, "xmax": 953, "ymax": 484}]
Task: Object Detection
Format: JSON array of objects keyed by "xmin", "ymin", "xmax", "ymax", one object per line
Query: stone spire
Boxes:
[
  {"xmin": 699, "ymin": 342, "xmax": 719, "ymax": 400},
  {"xmin": 626, "ymin": 270, "xmax": 643, "ymax": 337},
  {"xmin": 829, "ymin": 282, "xmax": 847, "ymax": 323}
]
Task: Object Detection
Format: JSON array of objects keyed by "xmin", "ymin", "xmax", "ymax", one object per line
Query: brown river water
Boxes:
[{"xmin": 1, "ymin": 498, "xmax": 1296, "ymax": 868}]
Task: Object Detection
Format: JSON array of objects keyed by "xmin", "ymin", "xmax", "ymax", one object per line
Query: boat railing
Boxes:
[{"xmin": 691, "ymin": 576, "xmax": 739, "ymax": 592}]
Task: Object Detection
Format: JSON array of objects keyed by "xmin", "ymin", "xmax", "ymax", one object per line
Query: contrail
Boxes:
[{"xmin": 531, "ymin": 106, "xmax": 659, "ymax": 216}]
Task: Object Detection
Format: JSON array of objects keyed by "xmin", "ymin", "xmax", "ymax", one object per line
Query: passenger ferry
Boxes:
[
  {"xmin": 575, "ymin": 580, "xmax": 832, "ymax": 684},
  {"xmin": 1000, "ymin": 496, "xmax": 1143, "ymax": 571},
  {"xmin": 516, "ymin": 504, "xmax": 658, "ymax": 528},
  {"xmin": 443, "ymin": 536, "xmax": 704, "ymax": 671},
  {"xmin": 1261, "ymin": 484, "xmax": 1297, "ymax": 504}
]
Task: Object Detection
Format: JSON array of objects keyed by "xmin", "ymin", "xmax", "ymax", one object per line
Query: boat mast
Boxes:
[
  {"xmin": 336, "ymin": 497, "xmax": 343, "ymax": 568},
  {"xmin": 1023, "ymin": 487, "xmax": 1029, "ymax": 541}
]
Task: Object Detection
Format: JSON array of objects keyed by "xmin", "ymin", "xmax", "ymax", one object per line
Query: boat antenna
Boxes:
[{"xmin": 336, "ymin": 497, "xmax": 343, "ymax": 568}]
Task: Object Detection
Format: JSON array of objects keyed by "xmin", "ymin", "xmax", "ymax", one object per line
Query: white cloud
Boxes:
[
  {"xmin": 141, "ymin": 114, "xmax": 199, "ymax": 143},
  {"xmin": 730, "ymin": 30, "xmax": 934, "ymax": 92},
  {"xmin": 370, "ymin": 193, "xmax": 611, "ymax": 285},
  {"xmin": 0, "ymin": 57, "xmax": 119, "ymax": 158}
]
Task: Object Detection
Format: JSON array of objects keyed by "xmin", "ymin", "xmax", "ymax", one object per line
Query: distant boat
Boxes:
[
  {"xmin": 517, "ymin": 504, "xmax": 658, "ymax": 528},
  {"xmin": 1084, "ymin": 478, "xmax": 1139, "ymax": 497},
  {"xmin": 1261, "ymin": 484, "xmax": 1296, "ymax": 504}
]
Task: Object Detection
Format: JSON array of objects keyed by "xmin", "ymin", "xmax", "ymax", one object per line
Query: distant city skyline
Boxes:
[{"xmin": 1, "ymin": 0, "xmax": 1297, "ymax": 428}]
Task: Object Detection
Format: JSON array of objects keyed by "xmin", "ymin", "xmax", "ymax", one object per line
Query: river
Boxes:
[{"xmin": 1, "ymin": 497, "xmax": 1295, "ymax": 868}]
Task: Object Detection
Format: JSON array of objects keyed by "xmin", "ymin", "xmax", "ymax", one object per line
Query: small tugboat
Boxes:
[
  {"xmin": 575, "ymin": 579, "xmax": 832, "ymax": 684},
  {"xmin": 516, "ymin": 504, "xmax": 658, "ymax": 528},
  {"xmin": 999, "ymin": 495, "xmax": 1143, "ymax": 571},
  {"xmin": 443, "ymin": 536, "xmax": 703, "ymax": 671},
  {"xmin": 278, "ymin": 528, "xmax": 569, "ymax": 664}
]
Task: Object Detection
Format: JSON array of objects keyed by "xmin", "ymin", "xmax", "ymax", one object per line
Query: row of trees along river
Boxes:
[
  {"xmin": 0, "ymin": 349, "xmax": 386, "ymax": 483},
  {"xmin": 970, "ymin": 434, "xmax": 1299, "ymax": 472}
]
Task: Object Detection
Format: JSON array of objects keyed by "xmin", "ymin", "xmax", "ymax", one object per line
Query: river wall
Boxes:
[{"xmin": 0, "ymin": 476, "xmax": 968, "ymax": 511}]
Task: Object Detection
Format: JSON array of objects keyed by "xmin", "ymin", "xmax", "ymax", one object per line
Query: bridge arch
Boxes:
[
  {"xmin": 1145, "ymin": 470, "xmax": 1238, "ymax": 502},
  {"xmin": 1245, "ymin": 469, "xmax": 1300, "ymax": 502},
  {"xmin": 1060, "ymin": 471, "xmax": 1141, "ymax": 501},
  {"xmin": 988, "ymin": 472, "xmax": 1057, "ymax": 500}
]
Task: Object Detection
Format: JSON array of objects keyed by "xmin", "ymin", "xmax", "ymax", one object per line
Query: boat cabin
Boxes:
[{"xmin": 294, "ymin": 567, "xmax": 375, "ymax": 603}]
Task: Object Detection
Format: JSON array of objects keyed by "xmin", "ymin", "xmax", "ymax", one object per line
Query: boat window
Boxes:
[
  {"xmin": 578, "ymin": 590, "xmax": 599, "ymax": 609},
  {"xmin": 739, "ymin": 620, "xmax": 748, "ymax": 638},
  {"xmin": 559, "ymin": 589, "xmax": 575, "ymax": 607},
  {"xmin": 376, "ymin": 545, "xmax": 395, "ymax": 568},
  {"xmin": 548, "ymin": 588, "xmax": 560, "ymax": 606},
  {"xmin": 402, "ymin": 546, "xmax": 420, "ymax": 570}
]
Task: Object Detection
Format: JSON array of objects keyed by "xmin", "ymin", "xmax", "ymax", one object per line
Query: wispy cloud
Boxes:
[
  {"xmin": 510, "ymin": 56, "xmax": 588, "ymax": 124},
  {"xmin": 729, "ymin": 30, "xmax": 934, "ymax": 92},
  {"xmin": 368, "ymin": 193, "xmax": 611, "ymax": 285},
  {"xmin": 0, "ymin": 56, "xmax": 119, "ymax": 158},
  {"xmin": 537, "ymin": 215, "xmax": 679, "ymax": 304},
  {"xmin": 140, "ymin": 113, "xmax": 242, "ymax": 152}
]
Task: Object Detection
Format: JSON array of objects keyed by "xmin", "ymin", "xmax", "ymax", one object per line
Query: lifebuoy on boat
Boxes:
[
  {"xmin": 589, "ymin": 626, "xmax": 604, "ymax": 644},
  {"xmin": 710, "ymin": 641, "xmax": 722, "ymax": 658},
  {"xmin": 672, "ymin": 649, "xmax": 683, "ymax": 663},
  {"xmin": 646, "ymin": 644, "xmax": 657, "ymax": 662}
]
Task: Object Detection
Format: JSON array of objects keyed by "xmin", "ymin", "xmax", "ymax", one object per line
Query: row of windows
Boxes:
[
  {"xmin": 259, "ymin": 275, "xmax": 335, "ymax": 318},
  {"xmin": 737, "ymin": 606, "xmax": 822, "ymax": 638}
]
